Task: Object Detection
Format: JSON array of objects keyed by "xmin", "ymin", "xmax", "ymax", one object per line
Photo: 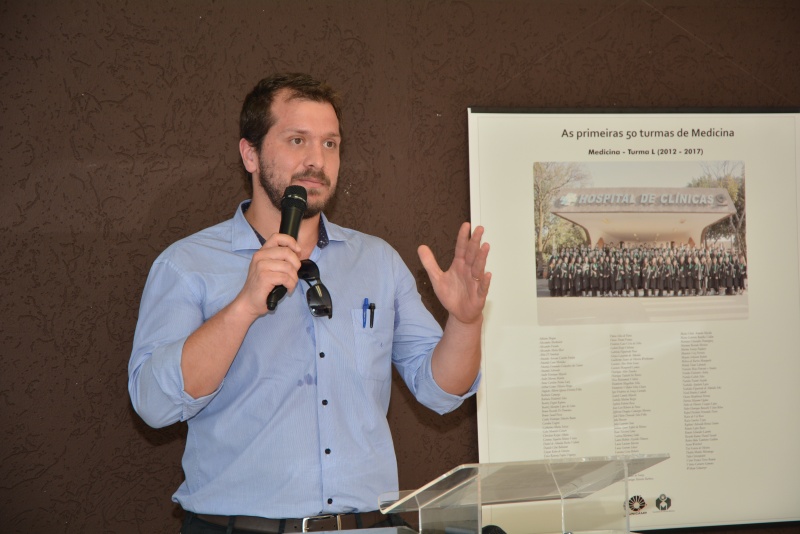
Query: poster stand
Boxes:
[{"xmin": 379, "ymin": 454, "xmax": 669, "ymax": 534}]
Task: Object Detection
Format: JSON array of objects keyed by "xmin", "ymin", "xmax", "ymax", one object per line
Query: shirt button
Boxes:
[
  {"xmin": 325, "ymin": 448, "xmax": 331, "ymax": 454},
  {"xmin": 322, "ymin": 399, "xmax": 328, "ymax": 406},
  {"xmin": 327, "ymin": 498, "xmax": 333, "ymax": 505},
  {"xmin": 319, "ymin": 352, "xmax": 325, "ymax": 358}
]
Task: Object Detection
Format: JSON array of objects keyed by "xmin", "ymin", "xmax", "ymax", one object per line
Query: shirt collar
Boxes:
[{"xmin": 232, "ymin": 200, "xmax": 340, "ymax": 251}]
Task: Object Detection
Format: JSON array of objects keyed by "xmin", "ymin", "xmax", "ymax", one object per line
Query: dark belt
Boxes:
[{"xmin": 195, "ymin": 511, "xmax": 390, "ymax": 533}]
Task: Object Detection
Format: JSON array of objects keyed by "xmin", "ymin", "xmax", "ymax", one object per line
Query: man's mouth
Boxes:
[{"xmin": 292, "ymin": 171, "xmax": 330, "ymax": 188}]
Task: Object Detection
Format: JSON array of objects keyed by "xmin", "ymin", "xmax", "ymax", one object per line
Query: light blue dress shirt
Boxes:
[{"xmin": 128, "ymin": 202, "xmax": 478, "ymax": 518}]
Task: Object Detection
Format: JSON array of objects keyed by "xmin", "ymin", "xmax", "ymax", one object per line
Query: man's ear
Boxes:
[{"xmin": 239, "ymin": 138, "xmax": 259, "ymax": 174}]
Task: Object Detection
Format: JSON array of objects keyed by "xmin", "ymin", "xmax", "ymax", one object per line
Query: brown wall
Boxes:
[{"xmin": 1, "ymin": 1, "xmax": 798, "ymax": 533}]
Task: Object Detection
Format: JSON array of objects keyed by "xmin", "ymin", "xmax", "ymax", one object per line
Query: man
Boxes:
[{"xmin": 128, "ymin": 73, "xmax": 490, "ymax": 533}]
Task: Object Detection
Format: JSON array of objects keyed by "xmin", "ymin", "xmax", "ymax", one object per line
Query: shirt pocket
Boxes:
[{"xmin": 350, "ymin": 307, "xmax": 395, "ymax": 381}]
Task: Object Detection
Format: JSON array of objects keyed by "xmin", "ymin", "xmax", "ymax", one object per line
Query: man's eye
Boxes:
[
  {"xmin": 324, "ymin": 140, "xmax": 338, "ymax": 149},
  {"xmin": 291, "ymin": 138, "xmax": 303, "ymax": 145}
]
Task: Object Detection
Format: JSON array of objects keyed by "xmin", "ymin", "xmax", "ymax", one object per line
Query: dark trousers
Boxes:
[
  {"xmin": 181, "ymin": 511, "xmax": 408, "ymax": 534},
  {"xmin": 182, "ymin": 513, "xmax": 234, "ymax": 534}
]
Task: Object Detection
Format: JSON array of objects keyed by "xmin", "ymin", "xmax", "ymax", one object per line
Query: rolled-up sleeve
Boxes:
[
  {"xmin": 128, "ymin": 257, "xmax": 221, "ymax": 428},
  {"xmin": 389, "ymin": 250, "xmax": 481, "ymax": 415},
  {"xmin": 412, "ymin": 352, "xmax": 481, "ymax": 414}
]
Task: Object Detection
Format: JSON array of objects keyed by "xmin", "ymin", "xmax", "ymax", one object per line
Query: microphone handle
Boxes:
[
  {"xmin": 267, "ymin": 285, "xmax": 287, "ymax": 310},
  {"xmin": 266, "ymin": 203, "xmax": 306, "ymax": 310},
  {"xmin": 279, "ymin": 206, "xmax": 304, "ymax": 236},
  {"xmin": 266, "ymin": 186, "xmax": 307, "ymax": 311}
]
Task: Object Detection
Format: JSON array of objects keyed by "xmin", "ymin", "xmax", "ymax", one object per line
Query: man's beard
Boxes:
[{"xmin": 258, "ymin": 166, "xmax": 335, "ymax": 219}]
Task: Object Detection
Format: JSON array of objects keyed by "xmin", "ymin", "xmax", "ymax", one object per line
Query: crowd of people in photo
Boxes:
[{"xmin": 544, "ymin": 242, "xmax": 748, "ymax": 298}]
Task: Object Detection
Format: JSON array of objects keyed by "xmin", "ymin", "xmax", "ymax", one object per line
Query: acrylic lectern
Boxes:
[{"xmin": 378, "ymin": 454, "xmax": 669, "ymax": 534}]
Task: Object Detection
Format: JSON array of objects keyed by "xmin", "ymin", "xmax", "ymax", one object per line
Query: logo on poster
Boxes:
[
  {"xmin": 628, "ymin": 495, "xmax": 647, "ymax": 514},
  {"xmin": 656, "ymin": 494, "xmax": 672, "ymax": 511}
]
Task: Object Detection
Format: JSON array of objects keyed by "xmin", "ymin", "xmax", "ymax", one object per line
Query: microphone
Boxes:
[{"xmin": 266, "ymin": 185, "xmax": 307, "ymax": 311}]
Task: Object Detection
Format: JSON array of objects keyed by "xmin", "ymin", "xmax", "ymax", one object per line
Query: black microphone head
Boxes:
[{"xmin": 282, "ymin": 185, "xmax": 307, "ymax": 210}]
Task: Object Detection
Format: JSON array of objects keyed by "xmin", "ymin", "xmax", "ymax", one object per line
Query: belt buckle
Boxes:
[{"xmin": 302, "ymin": 514, "xmax": 341, "ymax": 532}]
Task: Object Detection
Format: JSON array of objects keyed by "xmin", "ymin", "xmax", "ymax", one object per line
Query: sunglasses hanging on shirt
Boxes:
[{"xmin": 298, "ymin": 259, "xmax": 333, "ymax": 319}]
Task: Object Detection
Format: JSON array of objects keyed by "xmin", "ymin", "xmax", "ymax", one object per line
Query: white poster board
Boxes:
[{"xmin": 468, "ymin": 109, "xmax": 800, "ymax": 531}]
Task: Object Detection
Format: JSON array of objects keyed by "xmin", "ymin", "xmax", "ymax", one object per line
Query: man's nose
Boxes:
[{"xmin": 303, "ymin": 142, "xmax": 324, "ymax": 169}]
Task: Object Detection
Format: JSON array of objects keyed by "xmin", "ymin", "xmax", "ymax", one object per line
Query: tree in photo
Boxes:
[
  {"xmin": 533, "ymin": 161, "xmax": 589, "ymax": 269},
  {"xmin": 687, "ymin": 161, "xmax": 746, "ymax": 255}
]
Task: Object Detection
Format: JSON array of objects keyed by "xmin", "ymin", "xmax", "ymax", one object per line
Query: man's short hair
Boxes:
[{"xmin": 239, "ymin": 73, "xmax": 343, "ymax": 195}]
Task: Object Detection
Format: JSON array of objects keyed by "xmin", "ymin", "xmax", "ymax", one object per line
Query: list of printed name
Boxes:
[{"xmin": 538, "ymin": 332, "xmax": 722, "ymax": 469}]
